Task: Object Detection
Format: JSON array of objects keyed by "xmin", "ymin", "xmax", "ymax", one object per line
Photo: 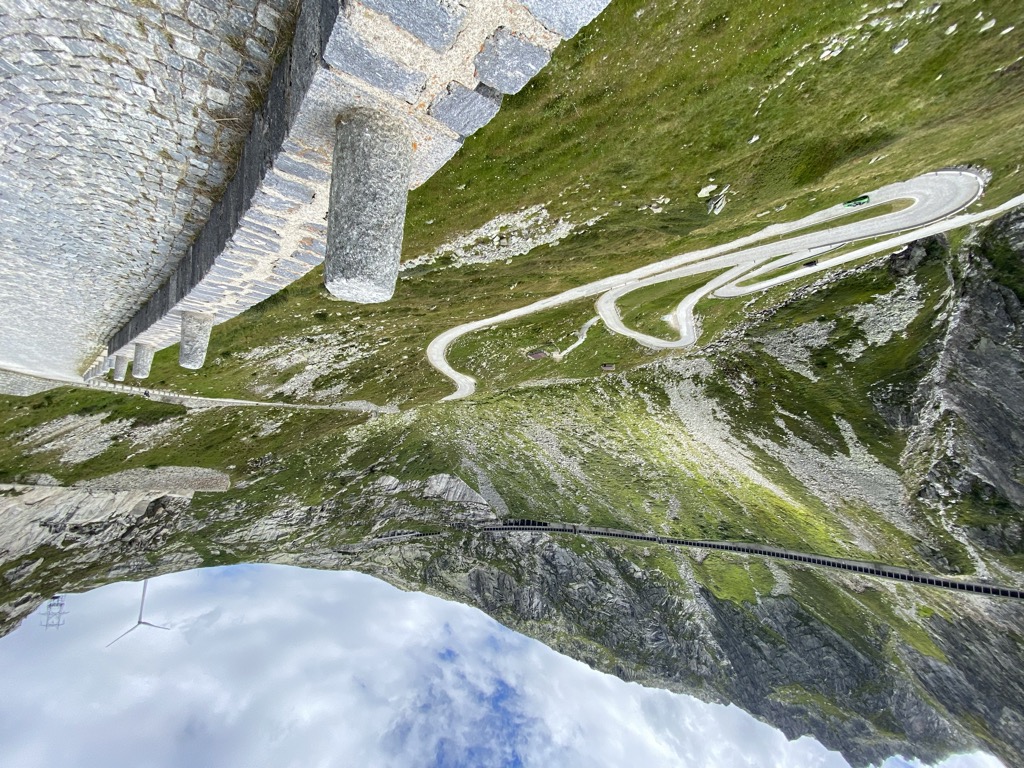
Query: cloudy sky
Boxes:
[{"xmin": 0, "ymin": 564, "xmax": 1004, "ymax": 768}]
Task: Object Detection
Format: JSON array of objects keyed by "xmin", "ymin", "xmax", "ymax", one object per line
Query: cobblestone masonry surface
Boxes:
[
  {"xmin": 0, "ymin": 0, "xmax": 614, "ymax": 390},
  {"xmin": 0, "ymin": 0, "xmax": 294, "ymax": 382}
]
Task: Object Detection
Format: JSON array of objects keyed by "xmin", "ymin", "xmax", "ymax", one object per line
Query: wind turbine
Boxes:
[{"xmin": 106, "ymin": 579, "xmax": 170, "ymax": 647}]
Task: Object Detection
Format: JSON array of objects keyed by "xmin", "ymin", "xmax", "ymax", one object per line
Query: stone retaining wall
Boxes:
[
  {"xmin": 0, "ymin": 0, "xmax": 294, "ymax": 384},
  {"xmin": 0, "ymin": 370, "xmax": 61, "ymax": 397},
  {"xmin": 97, "ymin": 0, "xmax": 613, "ymax": 378}
]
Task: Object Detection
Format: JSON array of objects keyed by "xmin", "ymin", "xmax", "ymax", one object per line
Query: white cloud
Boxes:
[{"xmin": 0, "ymin": 565, "xmax": 1005, "ymax": 768}]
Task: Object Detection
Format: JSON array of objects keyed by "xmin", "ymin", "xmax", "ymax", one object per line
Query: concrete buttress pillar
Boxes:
[
  {"xmin": 113, "ymin": 355, "xmax": 129, "ymax": 381},
  {"xmin": 103, "ymin": 355, "xmax": 115, "ymax": 373},
  {"xmin": 132, "ymin": 343, "xmax": 155, "ymax": 379},
  {"xmin": 179, "ymin": 311, "xmax": 215, "ymax": 369},
  {"xmin": 325, "ymin": 109, "xmax": 412, "ymax": 303}
]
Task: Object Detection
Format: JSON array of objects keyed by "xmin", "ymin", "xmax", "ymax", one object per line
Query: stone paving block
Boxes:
[
  {"xmin": 358, "ymin": 0, "xmax": 465, "ymax": 52},
  {"xmin": 248, "ymin": 210, "xmax": 289, "ymax": 229},
  {"xmin": 293, "ymin": 250, "xmax": 324, "ymax": 266},
  {"xmin": 263, "ymin": 171, "xmax": 315, "ymax": 204},
  {"xmin": 240, "ymin": 220, "xmax": 279, "ymax": 238},
  {"xmin": 219, "ymin": 256, "xmax": 258, "ymax": 269},
  {"xmin": 429, "ymin": 81, "xmax": 502, "ymax": 137},
  {"xmin": 519, "ymin": 0, "xmax": 612, "ymax": 39},
  {"xmin": 322, "ymin": 15, "xmax": 426, "ymax": 104},
  {"xmin": 273, "ymin": 258, "xmax": 307, "ymax": 273},
  {"xmin": 474, "ymin": 27, "xmax": 551, "ymax": 95},
  {"xmin": 259, "ymin": 195, "xmax": 297, "ymax": 212},
  {"xmin": 274, "ymin": 154, "xmax": 331, "ymax": 183},
  {"xmin": 188, "ymin": 292, "xmax": 221, "ymax": 306}
]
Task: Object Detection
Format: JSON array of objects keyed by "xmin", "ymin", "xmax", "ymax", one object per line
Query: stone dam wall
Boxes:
[
  {"xmin": 92, "ymin": 0, "xmax": 613, "ymax": 380},
  {"xmin": 0, "ymin": 0, "xmax": 295, "ymax": 385}
]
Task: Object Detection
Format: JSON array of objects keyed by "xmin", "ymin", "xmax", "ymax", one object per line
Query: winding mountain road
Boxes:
[{"xmin": 428, "ymin": 169, "xmax": 1024, "ymax": 399}]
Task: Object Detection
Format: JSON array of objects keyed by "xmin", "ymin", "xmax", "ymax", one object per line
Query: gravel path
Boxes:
[{"xmin": 86, "ymin": 380, "xmax": 395, "ymax": 413}]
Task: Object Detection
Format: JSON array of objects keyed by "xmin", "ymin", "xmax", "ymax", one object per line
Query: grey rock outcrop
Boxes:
[
  {"xmin": 0, "ymin": 485, "xmax": 183, "ymax": 564},
  {"xmin": 422, "ymin": 473, "xmax": 489, "ymax": 507},
  {"xmin": 0, "ymin": 370, "xmax": 60, "ymax": 397},
  {"xmin": 903, "ymin": 209, "xmax": 1024, "ymax": 551},
  {"xmin": 364, "ymin": 472, "xmax": 494, "ymax": 523},
  {"xmin": 401, "ymin": 529, "xmax": 1023, "ymax": 766},
  {"xmin": 910, "ymin": 610, "xmax": 1024, "ymax": 759},
  {"xmin": 1, "ymin": 458, "xmax": 1022, "ymax": 767}
]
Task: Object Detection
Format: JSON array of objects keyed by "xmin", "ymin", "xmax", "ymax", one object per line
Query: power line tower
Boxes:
[{"xmin": 40, "ymin": 595, "xmax": 67, "ymax": 630}]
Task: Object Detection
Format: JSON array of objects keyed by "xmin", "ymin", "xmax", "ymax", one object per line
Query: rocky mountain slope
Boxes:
[
  {"xmin": 903, "ymin": 211, "xmax": 1024, "ymax": 560},
  {"xmin": 2, "ymin": 213, "xmax": 1024, "ymax": 766}
]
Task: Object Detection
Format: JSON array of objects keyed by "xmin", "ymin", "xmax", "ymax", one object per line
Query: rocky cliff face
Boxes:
[
  {"xmin": 0, "ymin": 486, "xmax": 196, "ymax": 636},
  {"xmin": 388, "ymin": 530, "xmax": 1022, "ymax": 767},
  {"xmin": 903, "ymin": 211, "xmax": 1024, "ymax": 559},
  {"xmin": 4, "ymin": 476, "xmax": 1021, "ymax": 767}
]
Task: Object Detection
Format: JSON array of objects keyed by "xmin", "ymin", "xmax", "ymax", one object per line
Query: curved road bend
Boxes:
[
  {"xmin": 429, "ymin": 170, "xmax": 1024, "ymax": 398},
  {"xmin": 598, "ymin": 169, "xmax": 984, "ymax": 349},
  {"xmin": 713, "ymin": 186, "xmax": 1024, "ymax": 298},
  {"xmin": 480, "ymin": 520, "xmax": 1024, "ymax": 600}
]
